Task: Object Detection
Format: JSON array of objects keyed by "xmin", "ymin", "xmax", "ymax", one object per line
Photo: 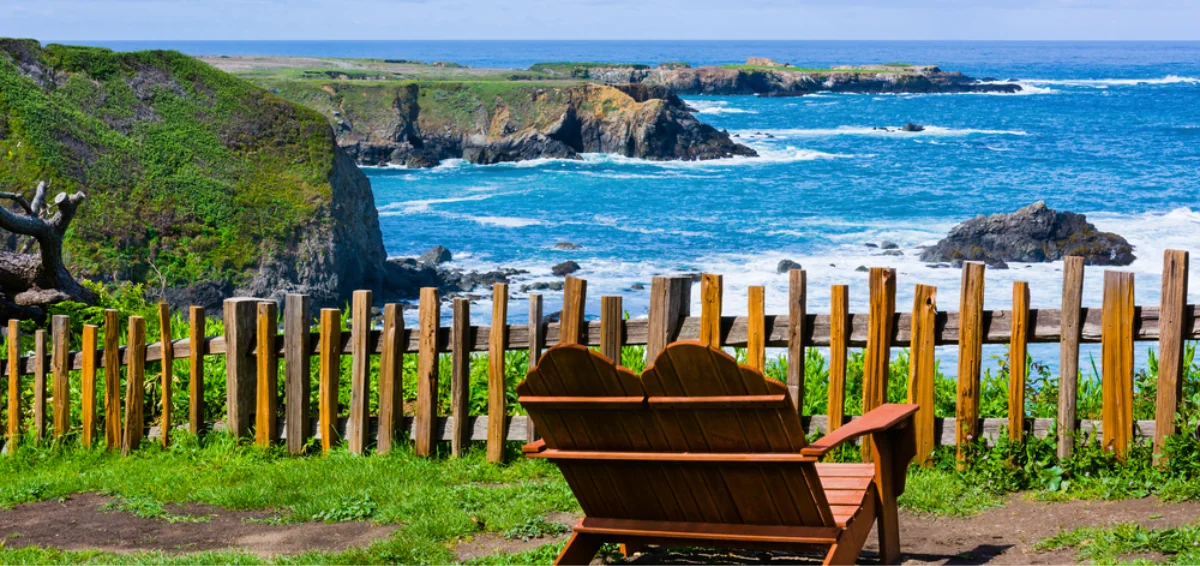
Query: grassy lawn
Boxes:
[{"xmin": 1037, "ymin": 522, "xmax": 1200, "ymax": 565}]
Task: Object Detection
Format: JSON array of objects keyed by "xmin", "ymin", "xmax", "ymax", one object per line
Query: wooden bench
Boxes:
[{"xmin": 518, "ymin": 341, "xmax": 917, "ymax": 565}]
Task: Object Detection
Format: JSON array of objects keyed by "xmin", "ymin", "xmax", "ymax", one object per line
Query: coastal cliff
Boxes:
[
  {"xmin": 0, "ymin": 40, "xmax": 387, "ymax": 306},
  {"xmin": 253, "ymin": 79, "xmax": 756, "ymax": 168},
  {"xmin": 531, "ymin": 62, "xmax": 1021, "ymax": 96}
]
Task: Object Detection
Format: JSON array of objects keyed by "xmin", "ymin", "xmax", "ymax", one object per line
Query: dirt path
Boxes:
[{"xmin": 0, "ymin": 493, "xmax": 399, "ymax": 556}]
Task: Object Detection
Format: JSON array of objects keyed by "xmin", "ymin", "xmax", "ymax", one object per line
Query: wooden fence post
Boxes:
[
  {"xmin": 33, "ymin": 329, "xmax": 45, "ymax": 442},
  {"xmin": 51, "ymin": 315, "xmax": 69, "ymax": 438},
  {"xmin": 1009, "ymin": 282, "xmax": 1030, "ymax": 441},
  {"xmin": 104, "ymin": 309, "xmax": 121, "ymax": 450},
  {"xmin": 256, "ymin": 301, "xmax": 279, "ymax": 447},
  {"xmin": 647, "ymin": 276, "xmax": 692, "ymax": 363},
  {"xmin": 283, "ymin": 295, "xmax": 310, "ymax": 453},
  {"xmin": 81, "ymin": 324, "xmax": 98, "ymax": 447},
  {"xmin": 527, "ymin": 293, "xmax": 544, "ymax": 442},
  {"xmin": 957, "ymin": 262, "xmax": 985, "ymax": 467},
  {"xmin": 123, "ymin": 316, "xmax": 146, "ymax": 455},
  {"xmin": 788, "ymin": 269, "xmax": 807, "ymax": 413},
  {"xmin": 747, "ymin": 286, "xmax": 766, "ymax": 371},
  {"xmin": 414, "ymin": 288, "xmax": 440, "ymax": 457},
  {"xmin": 600, "ymin": 296, "xmax": 623, "ymax": 363},
  {"xmin": 318, "ymin": 308, "xmax": 341, "ymax": 455},
  {"xmin": 347, "ymin": 290, "xmax": 372, "ymax": 455},
  {"xmin": 1102, "ymin": 271, "xmax": 1134, "ymax": 459},
  {"xmin": 158, "ymin": 304, "xmax": 173, "ymax": 447},
  {"xmin": 908, "ymin": 284, "xmax": 937, "ymax": 466},
  {"xmin": 828, "ymin": 285, "xmax": 849, "ymax": 434},
  {"xmin": 223, "ymin": 298, "xmax": 259, "ymax": 438},
  {"xmin": 699, "ymin": 274, "xmax": 722, "ymax": 348},
  {"xmin": 1155, "ymin": 250, "xmax": 1189, "ymax": 465},
  {"xmin": 1058, "ymin": 256, "xmax": 1084, "ymax": 459},
  {"xmin": 378, "ymin": 303, "xmax": 403, "ymax": 455},
  {"xmin": 450, "ymin": 298, "xmax": 471, "ymax": 457},
  {"xmin": 863, "ymin": 268, "xmax": 896, "ymax": 462},
  {"xmin": 188, "ymin": 306, "xmax": 205, "ymax": 437},
  {"xmin": 488, "ymin": 284, "xmax": 509, "ymax": 463},
  {"xmin": 7, "ymin": 319, "xmax": 20, "ymax": 452},
  {"xmin": 560, "ymin": 277, "xmax": 587, "ymax": 346}
]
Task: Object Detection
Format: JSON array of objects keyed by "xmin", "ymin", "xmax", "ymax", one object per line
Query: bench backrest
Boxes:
[{"xmin": 517, "ymin": 341, "xmax": 835, "ymax": 527}]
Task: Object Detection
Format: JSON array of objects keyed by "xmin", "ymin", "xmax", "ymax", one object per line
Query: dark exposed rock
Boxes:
[
  {"xmin": 864, "ymin": 243, "xmax": 878, "ymax": 249},
  {"xmin": 880, "ymin": 241, "xmax": 899, "ymax": 250},
  {"xmin": 879, "ymin": 250, "xmax": 904, "ymax": 256},
  {"xmin": 776, "ymin": 259, "xmax": 803, "ymax": 273},
  {"xmin": 855, "ymin": 265, "xmax": 869, "ymax": 272},
  {"xmin": 419, "ymin": 245, "xmax": 452, "ymax": 265},
  {"xmin": 552, "ymin": 261, "xmax": 581, "ymax": 276},
  {"xmin": 630, "ymin": 283, "xmax": 645, "ymax": 290},
  {"xmin": 919, "ymin": 201, "xmax": 1135, "ymax": 266},
  {"xmin": 901, "ymin": 123, "xmax": 925, "ymax": 132},
  {"xmin": 150, "ymin": 280, "xmax": 234, "ymax": 314},
  {"xmin": 986, "ymin": 259, "xmax": 1010, "ymax": 270},
  {"xmin": 521, "ymin": 281, "xmax": 565, "ymax": 293},
  {"xmin": 553, "ymin": 242, "xmax": 582, "ymax": 250}
]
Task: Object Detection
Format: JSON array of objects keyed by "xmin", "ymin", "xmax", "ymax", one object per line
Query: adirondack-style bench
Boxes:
[{"xmin": 518, "ymin": 341, "xmax": 917, "ymax": 565}]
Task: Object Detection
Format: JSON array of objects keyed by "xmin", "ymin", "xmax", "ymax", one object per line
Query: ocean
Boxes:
[{"xmin": 76, "ymin": 40, "xmax": 1200, "ymax": 374}]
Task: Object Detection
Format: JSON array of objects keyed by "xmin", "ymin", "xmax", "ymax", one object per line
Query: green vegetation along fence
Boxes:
[{"xmin": 1, "ymin": 250, "xmax": 1194, "ymax": 467}]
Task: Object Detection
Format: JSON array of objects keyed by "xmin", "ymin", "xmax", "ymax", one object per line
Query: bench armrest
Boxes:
[
  {"xmin": 801, "ymin": 404, "xmax": 918, "ymax": 458},
  {"xmin": 522, "ymin": 438, "xmax": 547, "ymax": 454}
]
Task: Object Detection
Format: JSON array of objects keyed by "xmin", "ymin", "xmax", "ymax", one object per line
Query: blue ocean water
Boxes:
[{"xmin": 82, "ymin": 40, "xmax": 1200, "ymax": 372}]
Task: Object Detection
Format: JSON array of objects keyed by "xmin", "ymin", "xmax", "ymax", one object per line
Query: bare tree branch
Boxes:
[{"xmin": 0, "ymin": 192, "xmax": 35, "ymax": 216}]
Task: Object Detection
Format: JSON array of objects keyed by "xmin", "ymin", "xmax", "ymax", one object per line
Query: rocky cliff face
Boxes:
[
  {"xmin": 260, "ymin": 80, "xmax": 756, "ymax": 168},
  {"xmin": 548, "ymin": 65, "xmax": 1020, "ymax": 96},
  {"xmin": 920, "ymin": 202, "xmax": 1135, "ymax": 266},
  {"xmin": 0, "ymin": 40, "xmax": 388, "ymax": 308}
]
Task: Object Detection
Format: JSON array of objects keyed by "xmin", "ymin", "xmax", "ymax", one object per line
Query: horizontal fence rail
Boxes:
[{"xmin": 0, "ymin": 251, "xmax": 1193, "ymax": 465}]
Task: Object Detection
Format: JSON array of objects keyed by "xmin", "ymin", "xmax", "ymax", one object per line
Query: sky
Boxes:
[{"xmin": 2, "ymin": 0, "xmax": 1199, "ymax": 41}]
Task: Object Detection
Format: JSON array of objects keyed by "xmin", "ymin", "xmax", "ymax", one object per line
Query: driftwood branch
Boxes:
[{"xmin": 0, "ymin": 182, "xmax": 95, "ymax": 307}]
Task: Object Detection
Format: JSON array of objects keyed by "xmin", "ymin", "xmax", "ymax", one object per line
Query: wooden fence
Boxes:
[{"xmin": 1, "ymin": 250, "xmax": 1194, "ymax": 467}]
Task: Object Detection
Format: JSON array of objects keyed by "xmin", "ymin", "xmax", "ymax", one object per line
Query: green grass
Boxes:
[
  {"xmin": 0, "ymin": 39, "xmax": 338, "ymax": 287},
  {"xmin": 1037, "ymin": 522, "xmax": 1200, "ymax": 564}
]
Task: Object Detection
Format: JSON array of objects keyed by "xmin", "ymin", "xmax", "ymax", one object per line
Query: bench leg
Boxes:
[
  {"xmin": 555, "ymin": 532, "xmax": 604, "ymax": 565},
  {"xmin": 619, "ymin": 542, "xmax": 647, "ymax": 557},
  {"xmin": 872, "ymin": 432, "xmax": 903, "ymax": 565}
]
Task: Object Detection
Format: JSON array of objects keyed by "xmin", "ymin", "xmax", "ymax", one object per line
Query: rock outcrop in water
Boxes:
[
  {"xmin": 920, "ymin": 202, "xmax": 1135, "ymax": 266},
  {"xmin": 261, "ymin": 80, "xmax": 755, "ymax": 168},
  {"xmin": 534, "ymin": 63, "xmax": 1021, "ymax": 96}
]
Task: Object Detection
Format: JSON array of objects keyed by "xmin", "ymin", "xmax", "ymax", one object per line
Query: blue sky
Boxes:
[{"xmin": 2, "ymin": 0, "xmax": 1198, "ymax": 41}]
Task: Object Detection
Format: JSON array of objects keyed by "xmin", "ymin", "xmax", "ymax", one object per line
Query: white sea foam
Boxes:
[
  {"xmin": 457, "ymin": 215, "xmax": 544, "ymax": 228},
  {"xmin": 1017, "ymin": 75, "xmax": 1200, "ymax": 87},
  {"xmin": 377, "ymin": 193, "xmax": 494, "ymax": 214},
  {"xmin": 735, "ymin": 126, "xmax": 1029, "ymax": 138},
  {"xmin": 687, "ymin": 99, "xmax": 757, "ymax": 115}
]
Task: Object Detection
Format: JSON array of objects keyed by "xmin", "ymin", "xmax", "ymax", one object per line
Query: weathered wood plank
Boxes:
[
  {"xmin": 104, "ymin": 309, "xmax": 121, "ymax": 450},
  {"xmin": 283, "ymin": 296, "xmax": 309, "ymax": 453},
  {"xmin": 81, "ymin": 324, "xmax": 98, "ymax": 448},
  {"xmin": 600, "ymin": 296, "xmax": 623, "ymax": 363},
  {"xmin": 1059, "ymin": 256, "xmax": 1085, "ymax": 459},
  {"xmin": 646, "ymin": 276, "xmax": 692, "ymax": 363},
  {"xmin": 957, "ymin": 262, "xmax": 985, "ymax": 466},
  {"xmin": 1155, "ymin": 250, "xmax": 1189, "ymax": 464},
  {"xmin": 560, "ymin": 276, "xmax": 586, "ymax": 346},
  {"xmin": 378, "ymin": 303, "xmax": 403, "ymax": 455},
  {"xmin": 1102, "ymin": 271, "xmax": 1135, "ymax": 459},
  {"xmin": 787, "ymin": 269, "xmax": 807, "ymax": 413},
  {"xmin": 223, "ymin": 298, "xmax": 258, "ymax": 438},
  {"xmin": 347, "ymin": 290, "xmax": 372, "ymax": 455},
  {"xmin": 51, "ymin": 315, "xmax": 69, "ymax": 438},
  {"xmin": 33, "ymin": 329, "xmax": 45, "ymax": 442},
  {"xmin": 526, "ymin": 293, "xmax": 543, "ymax": 442},
  {"xmin": 700, "ymin": 273, "xmax": 722, "ymax": 348},
  {"xmin": 122, "ymin": 317, "xmax": 146, "ymax": 455},
  {"xmin": 256, "ymin": 301, "xmax": 279, "ymax": 447},
  {"xmin": 1010, "ymin": 281, "xmax": 1029, "ymax": 441},
  {"xmin": 7, "ymin": 320, "xmax": 20, "ymax": 452},
  {"xmin": 318, "ymin": 308, "xmax": 341, "ymax": 455},
  {"xmin": 747, "ymin": 286, "xmax": 766, "ymax": 371},
  {"xmin": 908, "ymin": 285, "xmax": 937, "ymax": 467},
  {"xmin": 488, "ymin": 284, "xmax": 509, "ymax": 463},
  {"xmin": 828, "ymin": 285, "xmax": 849, "ymax": 434},
  {"xmin": 450, "ymin": 298, "xmax": 471, "ymax": 457},
  {"xmin": 863, "ymin": 268, "xmax": 896, "ymax": 463},
  {"xmin": 158, "ymin": 304, "xmax": 173, "ymax": 447},
  {"xmin": 414, "ymin": 288, "xmax": 440, "ymax": 457},
  {"xmin": 188, "ymin": 306, "xmax": 206, "ymax": 437}
]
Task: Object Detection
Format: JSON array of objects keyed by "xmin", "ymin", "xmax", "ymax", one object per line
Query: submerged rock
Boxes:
[
  {"xmin": 919, "ymin": 201, "xmax": 1135, "ymax": 266},
  {"xmin": 552, "ymin": 261, "xmax": 581, "ymax": 276},
  {"xmin": 553, "ymin": 242, "xmax": 582, "ymax": 250},
  {"xmin": 880, "ymin": 241, "xmax": 899, "ymax": 250},
  {"xmin": 901, "ymin": 123, "xmax": 925, "ymax": 132}
]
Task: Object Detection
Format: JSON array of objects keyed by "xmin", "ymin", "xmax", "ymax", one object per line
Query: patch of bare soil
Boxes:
[
  {"xmin": 453, "ymin": 512, "xmax": 579, "ymax": 562},
  {"xmin": 0, "ymin": 493, "xmax": 399, "ymax": 556},
  {"xmin": 619, "ymin": 496, "xmax": 1200, "ymax": 565}
]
